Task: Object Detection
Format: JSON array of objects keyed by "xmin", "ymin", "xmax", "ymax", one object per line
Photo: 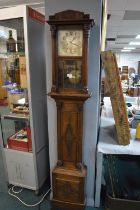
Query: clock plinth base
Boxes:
[
  {"xmin": 51, "ymin": 199, "xmax": 85, "ymax": 210},
  {"xmin": 52, "ymin": 166, "xmax": 86, "ymax": 210}
]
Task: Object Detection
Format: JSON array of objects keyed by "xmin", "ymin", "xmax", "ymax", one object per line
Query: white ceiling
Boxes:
[
  {"xmin": 1, "ymin": 0, "xmax": 140, "ymax": 53},
  {"xmin": 106, "ymin": 0, "xmax": 140, "ymax": 53},
  {"xmin": 0, "ymin": 0, "xmax": 45, "ymax": 14}
]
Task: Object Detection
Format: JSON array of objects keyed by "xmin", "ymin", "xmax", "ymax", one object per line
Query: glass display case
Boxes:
[
  {"xmin": 0, "ymin": 5, "xmax": 49, "ymax": 193},
  {"xmin": 0, "ymin": 17, "xmax": 30, "ymax": 150}
]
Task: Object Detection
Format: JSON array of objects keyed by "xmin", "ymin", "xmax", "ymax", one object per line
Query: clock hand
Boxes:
[
  {"xmin": 70, "ymin": 41, "xmax": 80, "ymax": 47},
  {"xmin": 71, "ymin": 37, "xmax": 76, "ymax": 42}
]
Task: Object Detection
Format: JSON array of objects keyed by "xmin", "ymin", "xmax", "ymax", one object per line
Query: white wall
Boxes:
[
  {"xmin": 45, "ymin": 0, "xmax": 102, "ymax": 207},
  {"xmin": 116, "ymin": 53, "xmax": 140, "ymax": 74}
]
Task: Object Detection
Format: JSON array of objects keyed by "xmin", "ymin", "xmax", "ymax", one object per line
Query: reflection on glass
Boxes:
[
  {"xmin": 0, "ymin": 18, "xmax": 32, "ymax": 152},
  {"xmin": 58, "ymin": 59, "xmax": 82, "ymax": 89}
]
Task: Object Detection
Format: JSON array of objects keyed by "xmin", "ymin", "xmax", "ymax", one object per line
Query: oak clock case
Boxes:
[{"xmin": 48, "ymin": 10, "xmax": 94, "ymax": 210}]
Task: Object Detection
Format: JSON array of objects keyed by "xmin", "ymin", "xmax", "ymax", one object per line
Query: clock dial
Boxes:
[{"xmin": 58, "ymin": 30, "xmax": 83, "ymax": 56}]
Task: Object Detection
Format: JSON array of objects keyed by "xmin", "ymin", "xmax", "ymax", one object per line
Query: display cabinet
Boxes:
[{"xmin": 0, "ymin": 5, "xmax": 49, "ymax": 193}]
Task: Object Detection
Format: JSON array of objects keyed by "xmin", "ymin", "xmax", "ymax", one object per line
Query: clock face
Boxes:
[{"xmin": 58, "ymin": 30, "xmax": 83, "ymax": 56}]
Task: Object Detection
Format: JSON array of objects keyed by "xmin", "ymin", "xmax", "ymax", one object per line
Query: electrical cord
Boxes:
[
  {"xmin": 8, "ymin": 186, "xmax": 51, "ymax": 207},
  {"xmin": 11, "ymin": 186, "xmax": 23, "ymax": 194}
]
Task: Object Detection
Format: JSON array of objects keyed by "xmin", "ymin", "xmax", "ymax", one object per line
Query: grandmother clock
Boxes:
[{"xmin": 48, "ymin": 10, "xmax": 94, "ymax": 210}]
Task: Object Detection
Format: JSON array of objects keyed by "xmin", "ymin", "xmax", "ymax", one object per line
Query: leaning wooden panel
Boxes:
[{"xmin": 101, "ymin": 50, "xmax": 130, "ymax": 145}]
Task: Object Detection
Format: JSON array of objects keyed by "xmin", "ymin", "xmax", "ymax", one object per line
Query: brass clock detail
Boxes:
[{"xmin": 48, "ymin": 10, "xmax": 94, "ymax": 210}]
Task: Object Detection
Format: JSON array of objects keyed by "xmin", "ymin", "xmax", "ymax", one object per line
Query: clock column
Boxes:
[
  {"xmin": 50, "ymin": 25, "xmax": 57, "ymax": 92},
  {"xmin": 47, "ymin": 10, "xmax": 94, "ymax": 210},
  {"xmin": 83, "ymin": 24, "xmax": 92, "ymax": 92}
]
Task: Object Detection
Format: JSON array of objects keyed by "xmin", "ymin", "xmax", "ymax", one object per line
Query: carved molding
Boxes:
[
  {"xmin": 57, "ymin": 160, "xmax": 63, "ymax": 167},
  {"xmin": 51, "ymin": 85, "xmax": 57, "ymax": 92},
  {"xmin": 76, "ymin": 162, "xmax": 83, "ymax": 170},
  {"xmin": 50, "ymin": 25, "xmax": 57, "ymax": 36},
  {"xmin": 56, "ymin": 101, "xmax": 63, "ymax": 109},
  {"xmin": 49, "ymin": 10, "xmax": 90, "ymax": 21},
  {"xmin": 48, "ymin": 91, "xmax": 91, "ymax": 101},
  {"xmin": 77, "ymin": 104, "xmax": 83, "ymax": 112},
  {"xmin": 83, "ymin": 24, "xmax": 91, "ymax": 38},
  {"xmin": 48, "ymin": 10, "xmax": 94, "ymax": 27}
]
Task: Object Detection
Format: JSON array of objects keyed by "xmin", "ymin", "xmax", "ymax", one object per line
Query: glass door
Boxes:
[{"xmin": 0, "ymin": 17, "xmax": 32, "ymax": 152}]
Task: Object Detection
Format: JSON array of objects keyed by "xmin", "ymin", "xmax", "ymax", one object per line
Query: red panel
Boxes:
[
  {"xmin": 28, "ymin": 7, "xmax": 45, "ymax": 23},
  {"xmin": 7, "ymin": 127, "xmax": 32, "ymax": 152}
]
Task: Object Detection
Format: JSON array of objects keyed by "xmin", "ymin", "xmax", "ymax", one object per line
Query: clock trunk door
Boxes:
[
  {"xmin": 57, "ymin": 100, "xmax": 83, "ymax": 168},
  {"xmin": 58, "ymin": 59, "xmax": 82, "ymax": 89}
]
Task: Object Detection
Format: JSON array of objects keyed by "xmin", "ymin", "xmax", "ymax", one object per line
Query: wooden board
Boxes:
[
  {"xmin": 19, "ymin": 56, "xmax": 28, "ymax": 88},
  {"xmin": 105, "ymin": 194, "xmax": 140, "ymax": 210},
  {"xmin": 0, "ymin": 59, "xmax": 7, "ymax": 100},
  {"xmin": 101, "ymin": 50, "xmax": 130, "ymax": 145}
]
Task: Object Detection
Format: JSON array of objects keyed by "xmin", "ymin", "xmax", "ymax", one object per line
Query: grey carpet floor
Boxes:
[{"xmin": 0, "ymin": 146, "xmax": 104, "ymax": 210}]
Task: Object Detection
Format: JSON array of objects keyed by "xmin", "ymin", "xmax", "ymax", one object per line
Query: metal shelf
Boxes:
[{"xmin": 2, "ymin": 113, "xmax": 29, "ymax": 121}]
